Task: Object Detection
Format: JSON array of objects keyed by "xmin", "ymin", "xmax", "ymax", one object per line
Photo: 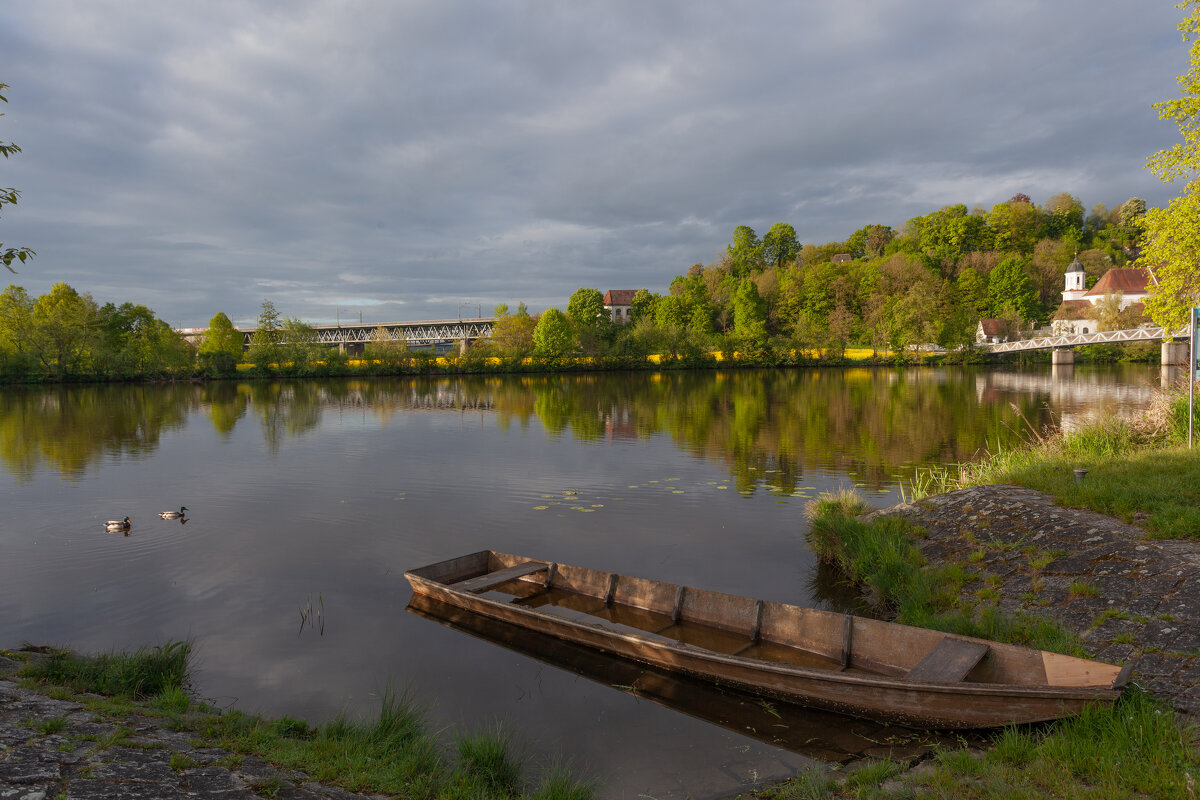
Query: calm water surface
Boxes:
[{"xmin": 0, "ymin": 365, "xmax": 1166, "ymax": 798}]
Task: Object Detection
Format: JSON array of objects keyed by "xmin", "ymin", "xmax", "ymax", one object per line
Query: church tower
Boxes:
[{"xmin": 1061, "ymin": 255, "xmax": 1087, "ymax": 302}]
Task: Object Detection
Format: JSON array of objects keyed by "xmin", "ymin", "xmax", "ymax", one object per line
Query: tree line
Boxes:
[
  {"xmin": 0, "ymin": 191, "xmax": 1157, "ymax": 383},
  {"xmin": 498, "ymin": 192, "xmax": 1151, "ymax": 362}
]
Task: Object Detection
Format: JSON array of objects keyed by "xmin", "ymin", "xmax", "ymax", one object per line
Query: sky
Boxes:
[{"xmin": 0, "ymin": 1, "xmax": 1191, "ymax": 329}]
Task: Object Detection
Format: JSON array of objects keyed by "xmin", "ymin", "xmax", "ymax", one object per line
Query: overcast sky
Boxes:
[{"xmin": 0, "ymin": 1, "xmax": 1190, "ymax": 328}]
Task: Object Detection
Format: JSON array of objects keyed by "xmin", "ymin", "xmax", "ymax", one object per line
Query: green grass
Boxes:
[
  {"xmin": 13, "ymin": 647, "xmax": 594, "ymax": 800},
  {"xmin": 804, "ymin": 494, "xmax": 1084, "ymax": 655},
  {"xmin": 21, "ymin": 640, "xmax": 191, "ymax": 699},
  {"xmin": 906, "ymin": 395, "xmax": 1200, "ymax": 539}
]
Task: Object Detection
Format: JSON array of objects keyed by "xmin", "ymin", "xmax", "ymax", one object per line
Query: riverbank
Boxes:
[
  {"xmin": 773, "ymin": 397, "xmax": 1200, "ymax": 798},
  {"xmin": 0, "ymin": 647, "xmax": 592, "ymax": 800}
]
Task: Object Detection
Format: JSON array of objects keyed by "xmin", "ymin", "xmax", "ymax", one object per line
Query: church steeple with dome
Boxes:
[{"xmin": 1061, "ymin": 254, "xmax": 1087, "ymax": 302}]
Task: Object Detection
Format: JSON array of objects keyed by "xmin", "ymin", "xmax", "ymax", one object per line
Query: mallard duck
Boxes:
[
  {"xmin": 158, "ymin": 506, "xmax": 188, "ymax": 520},
  {"xmin": 105, "ymin": 516, "xmax": 131, "ymax": 531}
]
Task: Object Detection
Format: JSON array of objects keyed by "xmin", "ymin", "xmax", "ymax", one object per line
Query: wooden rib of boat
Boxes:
[{"xmin": 405, "ymin": 550, "xmax": 1132, "ymax": 729}]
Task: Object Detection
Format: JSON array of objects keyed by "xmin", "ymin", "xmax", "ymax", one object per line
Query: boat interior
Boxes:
[{"xmin": 407, "ymin": 550, "xmax": 1125, "ymax": 689}]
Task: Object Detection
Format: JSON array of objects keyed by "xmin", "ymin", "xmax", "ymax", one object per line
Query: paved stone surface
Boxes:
[
  {"xmin": 866, "ymin": 484, "xmax": 1200, "ymax": 718},
  {"xmin": 0, "ymin": 659, "xmax": 388, "ymax": 800}
]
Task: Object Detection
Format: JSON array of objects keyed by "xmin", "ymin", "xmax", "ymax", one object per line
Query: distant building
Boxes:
[
  {"xmin": 1050, "ymin": 260, "xmax": 1152, "ymax": 335},
  {"xmin": 976, "ymin": 318, "xmax": 1010, "ymax": 345},
  {"xmin": 603, "ymin": 289, "xmax": 640, "ymax": 324},
  {"xmin": 831, "ymin": 254, "xmax": 853, "ymax": 264}
]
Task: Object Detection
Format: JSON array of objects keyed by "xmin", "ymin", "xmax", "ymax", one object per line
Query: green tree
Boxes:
[
  {"xmin": 246, "ymin": 299, "xmax": 283, "ymax": 370},
  {"xmin": 490, "ymin": 302, "xmax": 536, "ymax": 354},
  {"xmin": 280, "ymin": 317, "xmax": 320, "ymax": 373},
  {"xmin": 565, "ymin": 287, "xmax": 609, "ymax": 352},
  {"xmin": 198, "ymin": 312, "xmax": 244, "ymax": 375},
  {"xmin": 1044, "ymin": 192, "xmax": 1085, "ymax": 238},
  {"xmin": 762, "ymin": 222, "xmax": 800, "ymax": 269},
  {"xmin": 0, "ymin": 284, "xmax": 36, "ymax": 375},
  {"xmin": 987, "ymin": 256, "xmax": 1039, "ymax": 323},
  {"xmin": 0, "ymin": 84, "xmax": 34, "ymax": 274},
  {"xmin": 32, "ymin": 282, "xmax": 97, "ymax": 376},
  {"xmin": 630, "ymin": 289, "xmax": 658, "ymax": 323},
  {"xmin": 727, "ymin": 225, "xmax": 764, "ymax": 277},
  {"xmin": 96, "ymin": 302, "xmax": 191, "ymax": 377},
  {"xmin": 532, "ymin": 308, "xmax": 574, "ymax": 356},
  {"xmin": 955, "ymin": 268, "xmax": 991, "ymax": 319},
  {"xmin": 732, "ymin": 279, "xmax": 767, "ymax": 350},
  {"xmin": 844, "ymin": 224, "xmax": 894, "ymax": 259},
  {"xmin": 1143, "ymin": 4, "xmax": 1200, "ymax": 328}
]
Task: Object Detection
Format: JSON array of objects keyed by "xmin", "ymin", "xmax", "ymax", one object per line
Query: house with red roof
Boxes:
[{"xmin": 603, "ymin": 289, "xmax": 640, "ymax": 324}]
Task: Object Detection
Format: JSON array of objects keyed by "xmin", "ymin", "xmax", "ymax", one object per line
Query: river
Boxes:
[{"xmin": 0, "ymin": 364, "xmax": 1171, "ymax": 798}]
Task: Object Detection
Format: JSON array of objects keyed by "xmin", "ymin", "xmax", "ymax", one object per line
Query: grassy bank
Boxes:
[
  {"xmin": 783, "ymin": 392, "xmax": 1200, "ymax": 798},
  {"xmin": 906, "ymin": 391, "xmax": 1200, "ymax": 539},
  {"xmin": 9, "ymin": 642, "xmax": 593, "ymax": 800}
]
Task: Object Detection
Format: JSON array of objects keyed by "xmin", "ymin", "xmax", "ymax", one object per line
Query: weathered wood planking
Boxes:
[
  {"xmin": 449, "ymin": 561, "xmax": 546, "ymax": 593},
  {"xmin": 405, "ymin": 550, "xmax": 1130, "ymax": 729},
  {"xmin": 904, "ymin": 637, "xmax": 990, "ymax": 683}
]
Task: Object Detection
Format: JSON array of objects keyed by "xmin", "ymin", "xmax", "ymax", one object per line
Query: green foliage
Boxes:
[
  {"xmin": 727, "ymin": 225, "xmax": 765, "ymax": 277},
  {"xmin": 762, "ymin": 222, "xmax": 800, "ymax": 269},
  {"xmin": 0, "ymin": 82, "xmax": 35, "ymax": 274},
  {"xmin": 22, "ymin": 641, "xmax": 191, "ymax": 699},
  {"xmin": 1143, "ymin": 3, "xmax": 1200, "ymax": 330},
  {"xmin": 987, "ymin": 255, "xmax": 1039, "ymax": 322},
  {"xmin": 732, "ymin": 278, "xmax": 767, "ymax": 349},
  {"xmin": 533, "ymin": 308, "xmax": 574, "ymax": 357},
  {"xmin": 565, "ymin": 288, "xmax": 611, "ymax": 353},
  {"xmin": 245, "ymin": 299, "xmax": 283, "ymax": 371},
  {"xmin": 199, "ymin": 311, "xmax": 244, "ymax": 373}
]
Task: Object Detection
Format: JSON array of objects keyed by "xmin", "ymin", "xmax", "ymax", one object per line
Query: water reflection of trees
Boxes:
[
  {"xmin": 0, "ymin": 384, "xmax": 196, "ymax": 482},
  {"xmin": 0, "ymin": 369, "xmax": 1126, "ymax": 484}
]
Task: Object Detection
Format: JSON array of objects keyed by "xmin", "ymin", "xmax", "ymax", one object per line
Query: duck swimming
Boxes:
[
  {"xmin": 105, "ymin": 516, "xmax": 131, "ymax": 531},
  {"xmin": 158, "ymin": 506, "xmax": 188, "ymax": 520}
]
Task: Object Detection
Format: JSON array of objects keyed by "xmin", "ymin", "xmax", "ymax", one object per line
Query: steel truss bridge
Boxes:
[
  {"xmin": 178, "ymin": 318, "xmax": 498, "ymax": 348},
  {"xmin": 987, "ymin": 326, "xmax": 1188, "ymax": 354}
]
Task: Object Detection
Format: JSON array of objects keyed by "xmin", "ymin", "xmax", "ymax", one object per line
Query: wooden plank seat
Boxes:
[
  {"xmin": 450, "ymin": 562, "xmax": 548, "ymax": 594},
  {"xmin": 905, "ymin": 637, "xmax": 990, "ymax": 683}
]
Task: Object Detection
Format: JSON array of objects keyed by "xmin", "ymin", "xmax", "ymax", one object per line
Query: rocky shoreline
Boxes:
[
  {"xmin": 867, "ymin": 484, "xmax": 1200, "ymax": 719},
  {"xmin": 0, "ymin": 652, "xmax": 384, "ymax": 800}
]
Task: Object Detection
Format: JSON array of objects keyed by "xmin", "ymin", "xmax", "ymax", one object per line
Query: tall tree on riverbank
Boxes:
[
  {"xmin": 1143, "ymin": 1, "xmax": 1200, "ymax": 330},
  {"xmin": 0, "ymin": 83, "xmax": 34, "ymax": 274}
]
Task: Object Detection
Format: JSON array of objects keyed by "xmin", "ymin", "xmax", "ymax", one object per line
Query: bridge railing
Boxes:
[{"xmin": 987, "ymin": 326, "xmax": 1188, "ymax": 353}]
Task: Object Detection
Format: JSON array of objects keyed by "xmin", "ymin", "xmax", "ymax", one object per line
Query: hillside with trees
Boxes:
[{"xmin": 485, "ymin": 192, "xmax": 1150, "ymax": 363}]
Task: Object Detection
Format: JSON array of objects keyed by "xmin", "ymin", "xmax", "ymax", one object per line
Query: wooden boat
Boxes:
[{"xmin": 405, "ymin": 551, "xmax": 1132, "ymax": 729}]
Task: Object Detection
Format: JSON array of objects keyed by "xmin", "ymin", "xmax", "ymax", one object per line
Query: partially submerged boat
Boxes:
[{"xmin": 405, "ymin": 550, "xmax": 1131, "ymax": 728}]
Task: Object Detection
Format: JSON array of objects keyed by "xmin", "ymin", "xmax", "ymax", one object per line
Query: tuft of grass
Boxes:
[
  {"xmin": 1068, "ymin": 580, "xmax": 1100, "ymax": 598},
  {"xmin": 152, "ymin": 685, "xmax": 192, "ymax": 714},
  {"xmin": 34, "ymin": 715, "xmax": 68, "ymax": 735},
  {"xmin": 454, "ymin": 725, "xmax": 523, "ymax": 797},
  {"xmin": 21, "ymin": 640, "xmax": 191, "ymax": 699},
  {"xmin": 755, "ymin": 766, "xmax": 836, "ymax": 800},
  {"xmin": 527, "ymin": 763, "xmax": 597, "ymax": 800}
]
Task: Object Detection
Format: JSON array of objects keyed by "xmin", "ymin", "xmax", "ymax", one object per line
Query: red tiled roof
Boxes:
[
  {"xmin": 978, "ymin": 318, "xmax": 1006, "ymax": 335},
  {"xmin": 1084, "ymin": 267, "xmax": 1150, "ymax": 297},
  {"xmin": 603, "ymin": 289, "xmax": 639, "ymax": 306}
]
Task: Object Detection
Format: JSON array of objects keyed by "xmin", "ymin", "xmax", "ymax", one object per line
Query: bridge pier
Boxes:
[
  {"xmin": 1162, "ymin": 340, "xmax": 1189, "ymax": 366},
  {"xmin": 1051, "ymin": 348, "xmax": 1075, "ymax": 367}
]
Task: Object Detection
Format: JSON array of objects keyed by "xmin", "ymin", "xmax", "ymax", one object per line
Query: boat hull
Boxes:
[{"xmin": 405, "ymin": 551, "xmax": 1126, "ymax": 729}]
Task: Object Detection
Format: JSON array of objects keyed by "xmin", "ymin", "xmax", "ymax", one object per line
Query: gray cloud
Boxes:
[{"xmin": 0, "ymin": 1, "xmax": 1187, "ymax": 326}]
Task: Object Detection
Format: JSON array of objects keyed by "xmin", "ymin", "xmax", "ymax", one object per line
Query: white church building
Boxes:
[{"xmin": 1049, "ymin": 257, "xmax": 1152, "ymax": 335}]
